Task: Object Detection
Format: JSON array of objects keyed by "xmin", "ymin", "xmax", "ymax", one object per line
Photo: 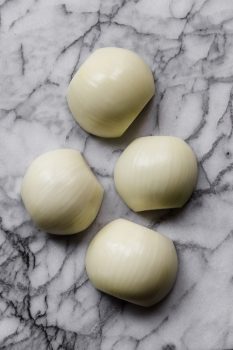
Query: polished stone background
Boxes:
[{"xmin": 0, "ymin": 0, "xmax": 233, "ymax": 349}]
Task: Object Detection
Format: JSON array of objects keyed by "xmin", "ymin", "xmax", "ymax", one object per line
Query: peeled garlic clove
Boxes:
[
  {"xmin": 86, "ymin": 219, "xmax": 178, "ymax": 306},
  {"xmin": 67, "ymin": 47, "xmax": 155, "ymax": 138},
  {"xmin": 21, "ymin": 149, "xmax": 104, "ymax": 235},
  {"xmin": 114, "ymin": 136, "xmax": 198, "ymax": 211}
]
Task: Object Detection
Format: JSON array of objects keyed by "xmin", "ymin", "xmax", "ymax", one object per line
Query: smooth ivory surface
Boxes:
[
  {"xmin": 21, "ymin": 149, "xmax": 104, "ymax": 234},
  {"xmin": 86, "ymin": 219, "xmax": 178, "ymax": 306},
  {"xmin": 67, "ymin": 47, "xmax": 155, "ymax": 137},
  {"xmin": 114, "ymin": 136, "xmax": 198, "ymax": 211}
]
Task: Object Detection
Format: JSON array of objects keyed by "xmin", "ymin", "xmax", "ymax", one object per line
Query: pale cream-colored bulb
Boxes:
[
  {"xmin": 114, "ymin": 136, "xmax": 198, "ymax": 211},
  {"xmin": 67, "ymin": 47, "xmax": 155, "ymax": 138},
  {"xmin": 21, "ymin": 149, "xmax": 104, "ymax": 235},
  {"xmin": 86, "ymin": 219, "xmax": 178, "ymax": 307}
]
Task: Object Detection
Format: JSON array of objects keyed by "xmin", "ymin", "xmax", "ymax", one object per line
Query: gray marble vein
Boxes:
[{"xmin": 1, "ymin": 0, "xmax": 233, "ymax": 349}]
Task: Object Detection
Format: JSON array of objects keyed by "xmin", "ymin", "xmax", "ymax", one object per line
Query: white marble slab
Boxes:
[{"xmin": 0, "ymin": 0, "xmax": 233, "ymax": 349}]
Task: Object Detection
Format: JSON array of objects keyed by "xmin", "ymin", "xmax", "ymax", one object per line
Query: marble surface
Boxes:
[{"xmin": 1, "ymin": 0, "xmax": 233, "ymax": 349}]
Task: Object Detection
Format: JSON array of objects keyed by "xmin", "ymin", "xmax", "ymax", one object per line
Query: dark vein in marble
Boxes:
[
  {"xmin": 201, "ymin": 134, "xmax": 225, "ymax": 163},
  {"xmin": 186, "ymin": 88, "xmax": 209, "ymax": 142},
  {"xmin": 19, "ymin": 44, "xmax": 25, "ymax": 76},
  {"xmin": 10, "ymin": 8, "xmax": 30, "ymax": 29},
  {"xmin": 61, "ymin": 4, "xmax": 73, "ymax": 16}
]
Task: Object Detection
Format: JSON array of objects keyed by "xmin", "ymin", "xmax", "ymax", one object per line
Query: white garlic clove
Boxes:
[
  {"xmin": 114, "ymin": 136, "xmax": 198, "ymax": 211},
  {"xmin": 67, "ymin": 47, "xmax": 155, "ymax": 138},
  {"xmin": 21, "ymin": 149, "xmax": 104, "ymax": 235},
  {"xmin": 86, "ymin": 219, "xmax": 178, "ymax": 307}
]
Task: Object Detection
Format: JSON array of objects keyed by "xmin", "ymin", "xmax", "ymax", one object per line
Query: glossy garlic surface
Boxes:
[
  {"xmin": 67, "ymin": 47, "xmax": 155, "ymax": 138},
  {"xmin": 85, "ymin": 219, "xmax": 178, "ymax": 306},
  {"xmin": 21, "ymin": 149, "xmax": 104, "ymax": 235},
  {"xmin": 114, "ymin": 136, "xmax": 198, "ymax": 211}
]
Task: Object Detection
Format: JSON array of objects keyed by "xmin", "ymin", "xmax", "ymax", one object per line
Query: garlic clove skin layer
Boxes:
[
  {"xmin": 114, "ymin": 136, "xmax": 198, "ymax": 211},
  {"xmin": 86, "ymin": 219, "xmax": 178, "ymax": 307},
  {"xmin": 21, "ymin": 149, "xmax": 104, "ymax": 235},
  {"xmin": 67, "ymin": 47, "xmax": 155, "ymax": 138}
]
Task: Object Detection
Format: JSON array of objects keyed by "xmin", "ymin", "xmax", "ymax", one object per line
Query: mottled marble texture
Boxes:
[{"xmin": 0, "ymin": 0, "xmax": 233, "ymax": 349}]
